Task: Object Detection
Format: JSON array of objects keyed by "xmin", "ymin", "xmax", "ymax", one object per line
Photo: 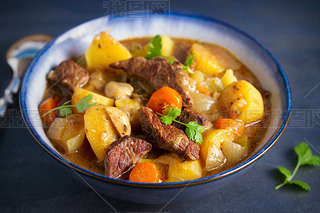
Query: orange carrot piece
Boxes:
[
  {"xmin": 39, "ymin": 96, "xmax": 61, "ymax": 126},
  {"xmin": 147, "ymin": 86, "xmax": 182, "ymax": 114},
  {"xmin": 214, "ymin": 118, "xmax": 244, "ymax": 135},
  {"xmin": 129, "ymin": 162, "xmax": 160, "ymax": 183}
]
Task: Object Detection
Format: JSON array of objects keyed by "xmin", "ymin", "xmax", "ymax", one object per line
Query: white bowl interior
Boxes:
[{"xmin": 23, "ymin": 13, "xmax": 287, "ymax": 167}]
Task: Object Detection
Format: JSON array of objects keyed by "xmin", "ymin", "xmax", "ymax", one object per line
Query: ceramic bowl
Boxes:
[{"xmin": 20, "ymin": 10, "xmax": 291, "ymax": 204}]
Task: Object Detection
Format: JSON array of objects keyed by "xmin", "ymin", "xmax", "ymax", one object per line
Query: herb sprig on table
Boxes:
[
  {"xmin": 275, "ymin": 142, "xmax": 320, "ymax": 191},
  {"xmin": 157, "ymin": 107, "xmax": 205, "ymax": 145},
  {"xmin": 146, "ymin": 35, "xmax": 194, "ymax": 73},
  {"xmin": 41, "ymin": 94, "xmax": 96, "ymax": 118}
]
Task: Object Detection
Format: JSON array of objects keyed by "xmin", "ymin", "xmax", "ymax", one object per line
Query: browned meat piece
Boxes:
[
  {"xmin": 110, "ymin": 57, "xmax": 194, "ymax": 107},
  {"xmin": 173, "ymin": 108, "xmax": 213, "ymax": 130},
  {"xmin": 47, "ymin": 59, "xmax": 89, "ymax": 91},
  {"xmin": 139, "ymin": 106, "xmax": 199, "ymax": 160},
  {"xmin": 104, "ymin": 136, "xmax": 152, "ymax": 179}
]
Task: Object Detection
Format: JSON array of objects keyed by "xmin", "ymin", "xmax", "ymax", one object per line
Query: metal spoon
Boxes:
[{"xmin": 0, "ymin": 34, "xmax": 53, "ymax": 116}]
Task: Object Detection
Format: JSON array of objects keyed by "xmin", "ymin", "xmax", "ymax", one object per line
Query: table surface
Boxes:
[{"xmin": 1, "ymin": 0, "xmax": 319, "ymax": 212}]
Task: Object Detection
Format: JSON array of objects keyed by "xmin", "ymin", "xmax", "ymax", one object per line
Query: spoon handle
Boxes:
[
  {"xmin": 1, "ymin": 34, "xmax": 52, "ymax": 117},
  {"xmin": 0, "ymin": 77, "xmax": 20, "ymax": 116}
]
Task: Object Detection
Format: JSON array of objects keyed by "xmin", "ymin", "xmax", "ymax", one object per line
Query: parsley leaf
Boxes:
[
  {"xmin": 59, "ymin": 107, "xmax": 72, "ymax": 117},
  {"xmin": 157, "ymin": 108, "xmax": 205, "ymax": 145},
  {"xmin": 275, "ymin": 142, "xmax": 320, "ymax": 191},
  {"xmin": 146, "ymin": 35, "xmax": 162, "ymax": 60},
  {"xmin": 182, "ymin": 53, "xmax": 194, "ymax": 73},
  {"xmin": 74, "ymin": 94, "xmax": 97, "ymax": 113},
  {"xmin": 146, "ymin": 35, "xmax": 194, "ymax": 73},
  {"xmin": 41, "ymin": 94, "xmax": 96, "ymax": 118},
  {"xmin": 158, "ymin": 107, "xmax": 181, "ymax": 125},
  {"xmin": 276, "ymin": 166, "xmax": 291, "ymax": 179},
  {"xmin": 58, "ymin": 100, "xmax": 72, "ymax": 117},
  {"xmin": 159, "ymin": 115, "xmax": 173, "ymax": 125},
  {"xmin": 167, "ymin": 107, "xmax": 181, "ymax": 120},
  {"xmin": 182, "ymin": 65, "xmax": 189, "ymax": 72},
  {"xmin": 295, "ymin": 142, "xmax": 320, "ymax": 166},
  {"xmin": 185, "ymin": 53, "xmax": 194, "ymax": 67},
  {"xmin": 185, "ymin": 121, "xmax": 205, "ymax": 144},
  {"xmin": 288, "ymin": 180, "xmax": 311, "ymax": 191}
]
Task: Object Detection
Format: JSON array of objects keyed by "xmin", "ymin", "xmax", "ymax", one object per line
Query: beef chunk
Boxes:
[
  {"xmin": 173, "ymin": 108, "xmax": 213, "ymax": 130},
  {"xmin": 110, "ymin": 57, "xmax": 194, "ymax": 107},
  {"xmin": 104, "ymin": 136, "xmax": 152, "ymax": 179},
  {"xmin": 139, "ymin": 106, "xmax": 199, "ymax": 160},
  {"xmin": 47, "ymin": 59, "xmax": 89, "ymax": 91}
]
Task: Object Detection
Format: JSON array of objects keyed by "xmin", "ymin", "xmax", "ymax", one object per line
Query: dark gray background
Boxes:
[{"xmin": 0, "ymin": 0, "xmax": 319, "ymax": 212}]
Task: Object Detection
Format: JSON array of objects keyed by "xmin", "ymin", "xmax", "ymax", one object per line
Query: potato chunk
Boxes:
[
  {"xmin": 218, "ymin": 80, "xmax": 264, "ymax": 124},
  {"xmin": 85, "ymin": 30, "xmax": 132, "ymax": 70},
  {"xmin": 201, "ymin": 129, "xmax": 234, "ymax": 172},
  {"xmin": 47, "ymin": 114, "xmax": 85, "ymax": 154},
  {"xmin": 161, "ymin": 35, "xmax": 175, "ymax": 57},
  {"xmin": 166, "ymin": 160, "xmax": 203, "ymax": 182},
  {"xmin": 115, "ymin": 98, "xmax": 141, "ymax": 129},
  {"xmin": 72, "ymin": 88, "xmax": 114, "ymax": 113},
  {"xmin": 221, "ymin": 69, "xmax": 237, "ymax": 88},
  {"xmin": 190, "ymin": 43, "xmax": 225, "ymax": 75},
  {"xmin": 84, "ymin": 105, "xmax": 118, "ymax": 161}
]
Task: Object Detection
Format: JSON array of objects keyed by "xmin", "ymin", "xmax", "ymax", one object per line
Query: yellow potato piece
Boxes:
[
  {"xmin": 190, "ymin": 43, "xmax": 225, "ymax": 75},
  {"xmin": 218, "ymin": 80, "xmax": 264, "ymax": 124},
  {"xmin": 161, "ymin": 35, "xmax": 175, "ymax": 57},
  {"xmin": 72, "ymin": 88, "xmax": 114, "ymax": 113},
  {"xmin": 221, "ymin": 69, "xmax": 237, "ymax": 88},
  {"xmin": 84, "ymin": 104, "xmax": 118, "ymax": 161},
  {"xmin": 115, "ymin": 98, "xmax": 141, "ymax": 129},
  {"xmin": 201, "ymin": 129, "xmax": 234, "ymax": 172},
  {"xmin": 85, "ymin": 30, "xmax": 132, "ymax": 70},
  {"xmin": 166, "ymin": 160, "xmax": 202, "ymax": 182},
  {"xmin": 104, "ymin": 106, "xmax": 131, "ymax": 137}
]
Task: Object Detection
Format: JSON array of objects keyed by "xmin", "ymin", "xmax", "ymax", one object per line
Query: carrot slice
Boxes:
[
  {"xmin": 214, "ymin": 118, "xmax": 244, "ymax": 135},
  {"xmin": 39, "ymin": 96, "xmax": 61, "ymax": 126},
  {"xmin": 129, "ymin": 162, "xmax": 160, "ymax": 183},
  {"xmin": 147, "ymin": 86, "xmax": 182, "ymax": 114}
]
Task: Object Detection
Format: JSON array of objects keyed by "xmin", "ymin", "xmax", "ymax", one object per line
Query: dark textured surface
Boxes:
[{"xmin": 1, "ymin": 0, "xmax": 320, "ymax": 212}]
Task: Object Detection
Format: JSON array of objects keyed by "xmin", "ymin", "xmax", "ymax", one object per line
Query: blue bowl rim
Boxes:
[{"xmin": 20, "ymin": 9, "xmax": 292, "ymax": 188}]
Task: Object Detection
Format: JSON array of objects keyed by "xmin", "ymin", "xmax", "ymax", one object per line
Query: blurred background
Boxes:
[{"xmin": 0, "ymin": 0, "xmax": 319, "ymax": 212}]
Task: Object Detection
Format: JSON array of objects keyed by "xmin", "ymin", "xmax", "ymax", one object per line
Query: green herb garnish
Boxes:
[
  {"xmin": 275, "ymin": 142, "xmax": 320, "ymax": 191},
  {"xmin": 159, "ymin": 107, "xmax": 181, "ymax": 125},
  {"xmin": 185, "ymin": 121, "xmax": 205, "ymax": 145},
  {"xmin": 146, "ymin": 35, "xmax": 163, "ymax": 60},
  {"xmin": 184, "ymin": 52, "xmax": 194, "ymax": 66},
  {"xmin": 41, "ymin": 94, "xmax": 96, "ymax": 118},
  {"xmin": 157, "ymin": 107, "xmax": 205, "ymax": 144},
  {"xmin": 146, "ymin": 35, "xmax": 194, "ymax": 73}
]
